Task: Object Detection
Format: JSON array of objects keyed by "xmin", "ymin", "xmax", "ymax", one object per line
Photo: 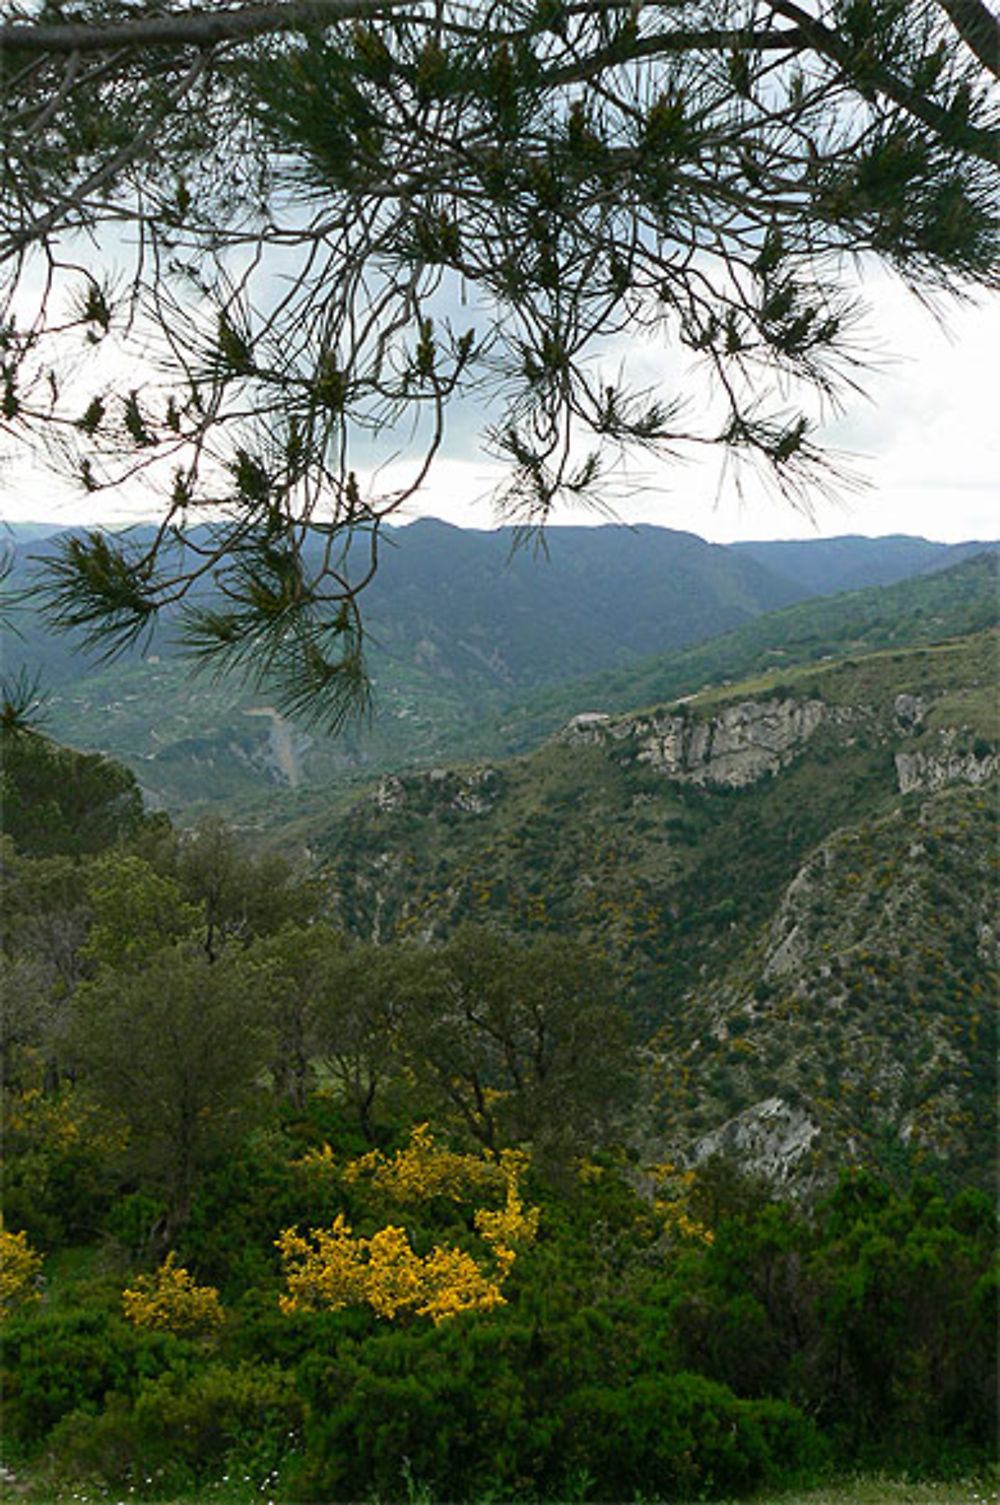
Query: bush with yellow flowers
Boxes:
[
  {"xmin": 295, "ymin": 1121, "xmax": 503, "ymax": 1203},
  {"xmin": 276, "ymin": 1216, "xmax": 507, "ymax": 1323},
  {"xmin": 278, "ymin": 1128, "xmax": 539, "ymax": 1323},
  {"xmin": 650, "ymin": 1160, "xmax": 715, "ymax": 1244},
  {"xmin": 0, "ymin": 1217, "xmax": 43, "ymax": 1319},
  {"xmin": 121, "ymin": 1253, "xmax": 225, "ymax": 1336}
]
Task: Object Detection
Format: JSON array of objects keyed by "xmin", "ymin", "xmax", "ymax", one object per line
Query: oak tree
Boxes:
[
  {"xmin": 397, "ymin": 926, "xmax": 634, "ymax": 1160},
  {"xmin": 69, "ymin": 942, "xmax": 273, "ymax": 1249}
]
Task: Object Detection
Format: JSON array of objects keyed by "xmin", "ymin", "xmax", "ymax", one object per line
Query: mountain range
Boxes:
[{"xmin": 2, "ymin": 519, "xmax": 996, "ymax": 822}]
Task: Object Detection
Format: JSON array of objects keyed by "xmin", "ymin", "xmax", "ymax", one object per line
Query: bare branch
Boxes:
[
  {"xmin": 935, "ymin": 0, "xmax": 1000, "ymax": 80},
  {"xmin": 0, "ymin": 0, "xmax": 411, "ymax": 57}
]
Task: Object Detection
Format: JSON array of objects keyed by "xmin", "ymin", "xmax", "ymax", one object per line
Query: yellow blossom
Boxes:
[
  {"xmin": 475, "ymin": 1157, "xmax": 540, "ymax": 1263},
  {"xmin": 0, "ymin": 1218, "xmax": 43, "ymax": 1320},
  {"xmin": 122, "ymin": 1253, "xmax": 225, "ymax": 1335},
  {"xmin": 275, "ymin": 1214, "xmax": 364, "ymax": 1314},
  {"xmin": 648, "ymin": 1160, "xmax": 714, "ymax": 1245},
  {"xmin": 278, "ymin": 1131, "xmax": 540, "ymax": 1325},
  {"xmin": 343, "ymin": 1123, "xmax": 503, "ymax": 1202}
]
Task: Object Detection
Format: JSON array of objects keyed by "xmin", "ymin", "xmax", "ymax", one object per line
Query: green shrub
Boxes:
[
  {"xmin": 560, "ymin": 1372, "xmax": 824, "ymax": 1499},
  {"xmin": 0, "ymin": 1306, "xmax": 195, "ymax": 1452},
  {"xmin": 292, "ymin": 1317, "xmax": 545, "ymax": 1500},
  {"xmin": 291, "ymin": 1306, "xmax": 824, "ymax": 1502},
  {"xmin": 46, "ymin": 1361, "xmax": 303, "ymax": 1486}
]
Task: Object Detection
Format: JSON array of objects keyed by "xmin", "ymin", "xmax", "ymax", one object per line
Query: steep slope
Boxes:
[
  {"xmin": 315, "ymin": 630, "xmax": 998, "ymax": 1193},
  {"xmin": 650, "ymin": 779, "xmax": 996, "ymax": 1195}
]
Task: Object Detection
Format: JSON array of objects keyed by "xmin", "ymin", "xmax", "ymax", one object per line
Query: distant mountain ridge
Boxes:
[
  {"xmin": 5, "ymin": 517, "xmax": 805, "ymax": 687},
  {"xmin": 5, "ymin": 518, "xmax": 996, "ymax": 689},
  {"xmin": 2, "ymin": 520, "xmax": 996, "ymax": 821},
  {"xmin": 729, "ymin": 533, "xmax": 996, "ymax": 594}
]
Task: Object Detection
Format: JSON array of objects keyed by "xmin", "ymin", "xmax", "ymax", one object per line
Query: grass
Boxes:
[
  {"xmin": 742, "ymin": 1481, "xmax": 997, "ymax": 1504},
  {"xmin": 10, "ymin": 1474, "xmax": 998, "ymax": 1504}
]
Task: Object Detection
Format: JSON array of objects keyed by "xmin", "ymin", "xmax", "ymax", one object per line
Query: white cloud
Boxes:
[{"xmin": 3, "ymin": 262, "xmax": 997, "ymax": 544}]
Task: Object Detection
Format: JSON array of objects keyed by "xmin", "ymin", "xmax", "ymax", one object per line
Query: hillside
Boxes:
[
  {"xmin": 314, "ymin": 629, "xmax": 998, "ymax": 1193},
  {"xmin": 5, "ymin": 517, "xmax": 802, "ymax": 690},
  {"xmin": 3, "ymin": 524, "xmax": 995, "ymax": 820},
  {"xmin": 2, "ymin": 575, "xmax": 995, "ymax": 1504},
  {"xmin": 498, "ymin": 550, "xmax": 1000, "ymax": 750}
]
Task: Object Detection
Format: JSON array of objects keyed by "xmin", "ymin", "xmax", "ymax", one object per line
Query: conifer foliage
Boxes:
[{"xmin": 2, "ymin": 0, "xmax": 998, "ymax": 722}]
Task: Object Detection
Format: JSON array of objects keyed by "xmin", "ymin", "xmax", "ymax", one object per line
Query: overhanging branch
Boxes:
[
  {"xmin": 934, "ymin": 0, "xmax": 1000, "ymax": 80},
  {"xmin": 0, "ymin": 0, "xmax": 410, "ymax": 57},
  {"xmin": 768, "ymin": 0, "xmax": 1000, "ymax": 166}
]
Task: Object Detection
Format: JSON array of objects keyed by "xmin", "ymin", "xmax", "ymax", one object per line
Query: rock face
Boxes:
[
  {"xmin": 688, "ymin": 1097, "xmax": 822, "ymax": 1189},
  {"xmin": 373, "ymin": 774, "xmax": 407, "ymax": 812},
  {"xmin": 895, "ymin": 747, "xmax": 998, "ymax": 794},
  {"xmin": 560, "ymin": 688, "xmax": 998, "ymax": 796},
  {"xmin": 370, "ymin": 766, "xmax": 501, "ymax": 816},
  {"xmin": 560, "ymin": 697, "xmax": 827, "ymax": 786}
]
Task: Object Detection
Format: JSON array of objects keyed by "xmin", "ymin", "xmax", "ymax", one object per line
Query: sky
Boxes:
[
  {"xmin": 3, "ymin": 262, "xmax": 997, "ymax": 546},
  {"xmin": 387, "ymin": 265, "xmax": 1000, "ymax": 544}
]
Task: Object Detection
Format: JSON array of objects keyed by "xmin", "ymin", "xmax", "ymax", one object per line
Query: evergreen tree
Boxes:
[{"xmin": 2, "ymin": 0, "xmax": 997, "ymax": 721}]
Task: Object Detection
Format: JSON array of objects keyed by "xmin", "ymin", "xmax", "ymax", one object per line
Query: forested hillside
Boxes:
[
  {"xmin": 314, "ymin": 628, "xmax": 999, "ymax": 1194},
  {"xmin": 2, "ymin": 602, "xmax": 995, "ymax": 1500}
]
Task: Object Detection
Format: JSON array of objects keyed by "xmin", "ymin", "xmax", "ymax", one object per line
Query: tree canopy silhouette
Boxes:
[{"xmin": 2, "ymin": 0, "xmax": 998, "ymax": 723}]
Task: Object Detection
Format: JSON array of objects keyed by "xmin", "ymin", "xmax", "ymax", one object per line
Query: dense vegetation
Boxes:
[{"xmin": 2, "ymin": 611, "xmax": 997, "ymax": 1501}]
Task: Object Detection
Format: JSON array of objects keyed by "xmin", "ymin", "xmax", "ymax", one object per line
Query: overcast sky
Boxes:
[
  {"xmin": 3, "ymin": 263, "xmax": 997, "ymax": 545},
  {"xmin": 388, "ymin": 265, "xmax": 1000, "ymax": 543}
]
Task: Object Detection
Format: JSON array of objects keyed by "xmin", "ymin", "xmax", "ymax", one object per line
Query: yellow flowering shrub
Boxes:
[
  {"xmin": 274, "ymin": 1214, "xmax": 364, "ymax": 1312},
  {"xmin": 361, "ymin": 1225, "xmax": 427, "ymax": 1317},
  {"xmin": 122, "ymin": 1253, "xmax": 225, "ymax": 1335},
  {"xmin": 342, "ymin": 1123, "xmax": 504, "ymax": 1202},
  {"xmin": 0, "ymin": 1218, "xmax": 43, "ymax": 1320},
  {"xmin": 415, "ymin": 1245, "xmax": 507, "ymax": 1323},
  {"xmin": 649, "ymin": 1161, "xmax": 715, "ymax": 1245},
  {"xmin": 474, "ymin": 1150, "xmax": 540, "ymax": 1266},
  {"xmin": 279, "ymin": 1130, "xmax": 539, "ymax": 1325},
  {"xmin": 276, "ymin": 1218, "xmax": 506, "ymax": 1324}
]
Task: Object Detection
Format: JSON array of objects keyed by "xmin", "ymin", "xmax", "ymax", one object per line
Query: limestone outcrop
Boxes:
[
  {"xmin": 895, "ymin": 747, "xmax": 998, "ymax": 794},
  {"xmin": 560, "ymin": 696, "xmax": 827, "ymax": 786},
  {"xmin": 688, "ymin": 1097, "xmax": 822, "ymax": 1189}
]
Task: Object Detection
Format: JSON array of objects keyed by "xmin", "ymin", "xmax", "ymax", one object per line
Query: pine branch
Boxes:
[{"xmin": 0, "ymin": 0, "xmax": 411, "ymax": 57}]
